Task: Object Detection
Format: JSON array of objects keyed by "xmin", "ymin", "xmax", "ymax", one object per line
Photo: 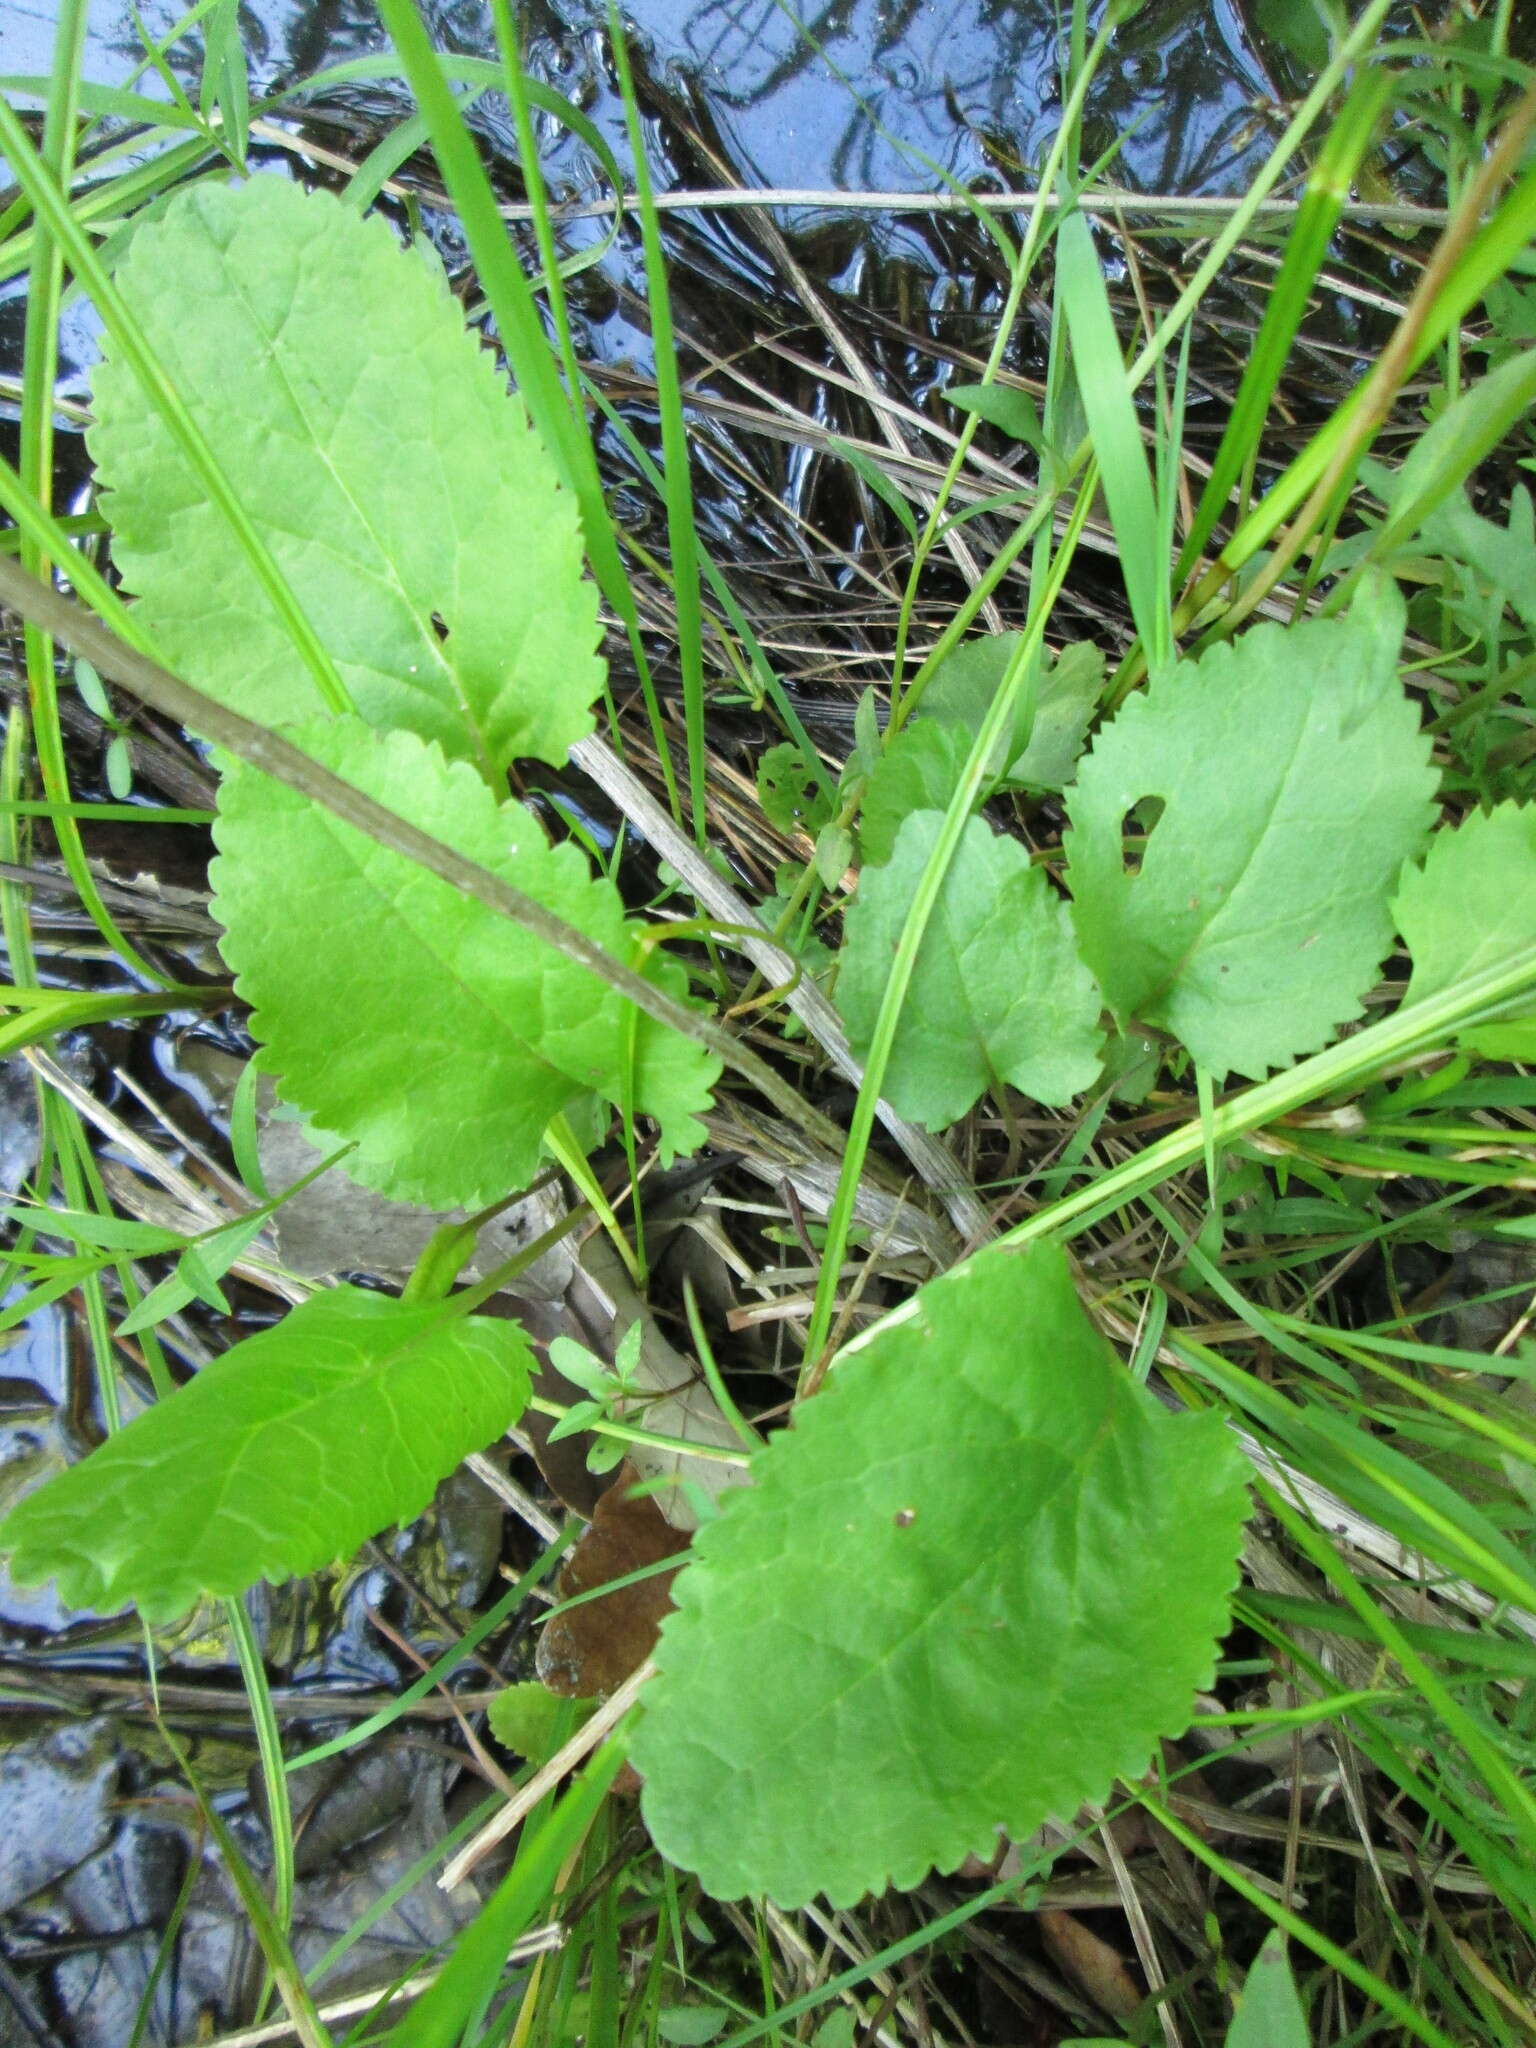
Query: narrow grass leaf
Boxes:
[
  {"xmin": 386, "ymin": 1737, "xmax": 627, "ymax": 2048},
  {"xmin": 1195, "ymin": 153, "xmax": 1536, "ymax": 604},
  {"xmin": 371, "ymin": 0, "xmax": 681, "ymax": 815},
  {"xmin": 633, "ymin": 1238, "xmax": 1250, "ymax": 1906},
  {"xmin": 608, "ymin": 10, "xmax": 708, "ymax": 836},
  {"xmin": 1176, "ymin": 69, "xmax": 1390, "ymax": 583},
  {"xmin": 0, "ymin": 1284, "xmax": 533, "ymax": 1621},
  {"xmin": 1056, "ymin": 209, "xmax": 1166, "ymax": 661},
  {"xmin": 0, "ymin": 97, "xmax": 351, "ymax": 717}
]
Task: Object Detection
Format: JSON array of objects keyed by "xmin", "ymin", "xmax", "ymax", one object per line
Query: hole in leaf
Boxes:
[{"xmin": 1120, "ymin": 794, "xmax": 1165, "ymax": 876}]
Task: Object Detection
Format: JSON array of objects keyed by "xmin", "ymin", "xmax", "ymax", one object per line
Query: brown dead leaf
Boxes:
[
  {"xmin": 1038, "ymin": 1909, "xmax": 1143, "ymax": 2022},
  {"xmin": 536, "ymin": 1463, "xmax": 690, "ymax": 1700}
]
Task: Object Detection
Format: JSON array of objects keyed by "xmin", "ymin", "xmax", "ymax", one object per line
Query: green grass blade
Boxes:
[
  {"xmin": 385, "ymin": 1736, "xmax": 628, "ymax": 2048},
  {"xmin": 1174, "ymin": 68, "xmax": 1393, "ymax": 586},
  {"xmin": 802, "ymin": 488, "xmax": 1093, "ymax": 1373},
  {"xmin": 370, "ymin": 0, "xmax": 681, "ymax": 816},
  {"xmin": 227, "ymin": 1592, "xmax": 295, "ymax": 2005},
  {"xmin": 1141, "ymin": 1792, "xmax": 1462, "ymax": 2048},
  {"xmin": 606, "ymin": 7, "xmax": 708, "ymax": 840},
  {"xmin": 1057, "ymin": 207, "xmax": 1168, "ymax": 665},
  {"xmin": 286, "ymin": 1532, "xmax": 572, "ymax": 1772},
  {"xmin": 160, "ymin": 1718, "xmax": 335, "ymax": 2048},
  {"xmin": 1188, "ymin": 133, "xmax": 1536, "ymax": 621},
  {"xmin": 995, "ymin": 941, "xmax": 1536, "ymax": 1260},
  {"xmin": 14, "ymin": 0, "xmax": 168, "ymax": 985}
]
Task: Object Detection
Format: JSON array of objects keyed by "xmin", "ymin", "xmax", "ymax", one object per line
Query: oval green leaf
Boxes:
[
  {"xmin": 1065, "ymin": 604, "xmax": 1436, "ymax": 1077},
  {"xmin": 0, "ymin": 1285, "xmax": 533, "ymax": 1622},
  {"xmin": 89, "ymin": 177, "xmax": 602, "ymax": 775},
  {"xmin": 631, "ymin": 1239, "xmax": 1251, "ymax": 1906},
  {"xmin": 210, "ymin": 718, "xmax": 717, "ymax": 1208},
  {"xmin": 839, "ymin": 810, "xmax": 1103, "ymax": 1126}
]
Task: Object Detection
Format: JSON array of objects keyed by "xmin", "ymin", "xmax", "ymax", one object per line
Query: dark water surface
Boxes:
[
  {"xmin": 8, "ymin": 0, "xmax": 1281, "ymax": 193},
  {"xmin": 1, "ymin": 0, "xmax": 1290, "ymax": 401}
]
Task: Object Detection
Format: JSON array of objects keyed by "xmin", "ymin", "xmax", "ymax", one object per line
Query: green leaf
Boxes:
[
  {"xmin": 89, "ymin": 177, "xmax": 603, "ymax": 775},
  {"xmin": 757, "ymin": 741, "xmax": 833, "ymax": 835},
  {"xmin": 0, "ymin": 1285, "xmax": 532, "ymax": 1622},
  {"xmin": 546, "ymin": 1334, "xmax": 614, "ymax": 1401},
  {"xmin": 386, "ymin": 1740, "xmax": 628, "ymax": 2048},
  {"xmin": 1370, "ymin": 353, "xmax": 1536, "ymax": 563},
  {"xmin": 1226, "ymin": 1932, "xmax": 1308, "ymax": 2048},
  {"xmin": 922, "ymin": 635, "xmax": 1104, "ymax": 793},
  {"xmin": 548, "ymin": 1399, "xmax": 605, "ymax": 1442},
  {"xmin": 1057, "ymin": 209, "xmax": 1166, "ymax": 661},
  {"xmin": 839, "ymin": 810, "xmax": 1103, "ymax": 1126},
  {"xmin": 3, "ymin": 1203, "xmax": 182, "ymax": 1255},
  {"xmin": 632, "ymin": 1238, "xmax": 1250, "ymax": 1906},
  {"xmin": 1394, "ymin": 802, "xmax": 1536, "ymax": 1058},
  {"xmin": 210, "ymin": 718, "xmax": 717, "ymax": 1208},
  {"xmin": 860, "ymin": 641, "xmax": 1103, "ymax": 871},
  {"xmin": 1419, "ymin": 483, "xmax": 1536, "ymax": 638},
  {"xmin": 1065, "ymin": 607, "xmax": 1436, "ymax": 1078},
  {"xmin": 1256, "ymin": 0, "xmax": 1333, "ymax": 68},
  {"xmin": 814, "ymin": 822, "xmax": 853, "ymax": 890},
  {"xmin": 827, "ymin": 435, "xmax": 917, "ymax": 538},
  {"xmin": 487, "ymin": 1681, "xmax": 594, "ymax": 1763},
  {"xmin": 112, "ymin": 1264, "xmax": 202, "ymax": 1338},
  {"xmin": 859, "ymin": 720, "xmax": 973, "ymax": 868},
  {"xmin": 811, "ymin": 2018, "xmax": 856, "ymax": 2048},
  {"xmin": 655, "ymin": 2007, "xmax": 728, "ymax": 2045},
  {"xmin": 945, "ymin": 381, "xmax": 1044, "ymax": 449}
]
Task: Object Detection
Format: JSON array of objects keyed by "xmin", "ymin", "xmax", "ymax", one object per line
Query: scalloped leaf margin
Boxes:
[
  {"xmin": 631, "ymin": 1238, "xmax": 1251, "ymax": 1907},
  {"xmin": 89, "ymin": 176, "xmax": 603, "ymax": 775},
  {"xmin": 210, "ymin": 719, "xmax": 718, "ymax": 1209}
]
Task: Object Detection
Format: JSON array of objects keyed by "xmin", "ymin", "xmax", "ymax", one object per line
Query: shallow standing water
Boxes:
[{"xmin": 1, "ymin": 0, "xmax": 1289, "ymax": 402}]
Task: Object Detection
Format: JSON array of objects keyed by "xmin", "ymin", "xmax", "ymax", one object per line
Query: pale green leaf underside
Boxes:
[
  {"xmin": 861, "ymin": 642, "xmax": 1101, "ymax": 868},
  {"xmin": 89, "ymin": 177, "xmax": 602, "ymax": 774},
  {"xmin": 922, "ymin": 634, "xmax": 1103, "ymax": 792},
  {"xmin": 632, "ymin": 1239, "xmax": 1250, "ymax": 1906},
  {"xmin": 1395, "ymin": 801, "xmax": 1536, "ymax": 1057},
  {"xmin": 839, "ymin": 810, "xmax": 1103, "ymax": 1126},
  {"xmin": 0, "ymin": 1286, "xmax": 532, "ymax": 1622},
  {"xmin": 1065, "ymin": 609, "xmax": 1436, "ymax": 1078},
  {"xmin": 1225, "ymin": 1933, "xmax": 1309, "ymax": 2048},
  {"xmin": 210, "ymin": 720, "xmax": 717, "ymax": 1208}
]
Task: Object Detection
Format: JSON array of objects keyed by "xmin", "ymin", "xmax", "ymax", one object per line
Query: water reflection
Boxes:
[{"xmin": 36, "ymin": 0, "xmax": 1276, "ymax": 203}]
